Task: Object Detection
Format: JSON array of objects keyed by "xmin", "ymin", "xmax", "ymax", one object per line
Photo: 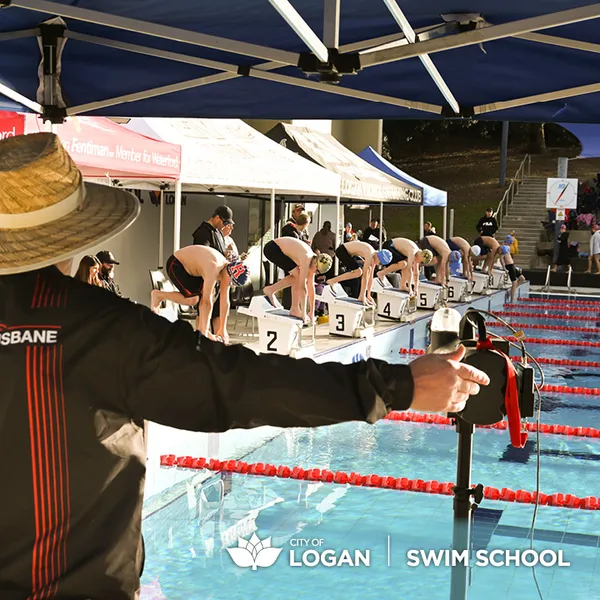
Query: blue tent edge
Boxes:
[{"xmin": 358, "ymin": 146, "xmax": 448, "ymax": 207}]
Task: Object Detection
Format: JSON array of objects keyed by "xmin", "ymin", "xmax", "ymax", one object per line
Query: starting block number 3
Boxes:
[{"xmin": 336, "ymin": 315, "xmax": 345, "ymax": 332}]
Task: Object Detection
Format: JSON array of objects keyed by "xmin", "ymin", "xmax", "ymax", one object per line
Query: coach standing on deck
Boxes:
[{"xmin": 0, "ymin": 133, "xmax": 489, "ymax": 600}]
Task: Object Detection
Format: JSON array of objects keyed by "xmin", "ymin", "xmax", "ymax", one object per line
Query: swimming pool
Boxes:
[{"xmin": 141, "ymin": 295, "xmax": 600, "ymax": 600}]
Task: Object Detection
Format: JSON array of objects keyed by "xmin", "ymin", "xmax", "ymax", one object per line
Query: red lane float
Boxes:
[
  {"xmin": 519, "ymin": 298, "xmax": 600, "ymax": 308},
  {"xmin": 487, "ymin": 321, "xmax": 599, "ymax": 334},
  {"xmin": 158, "ymin": 455, "xmax": 600, "ymax": 510},
  {"xmin": 506, "ymin": 336, "xmax": 600, "ymax": 347},
  {"xmin": 505, "ymin": 303, "xmax": 600, "ymax": 314},
  {"xmin": 495, "ymin": 311, "xmax": 600, "ymax": 323},
  {"xmin": 399, "ymin": 348, "xmax": 600, "ymax": 367},
  {"xmin": 384, "ymin": 411, "xmax": 600, "ymax": 439}
]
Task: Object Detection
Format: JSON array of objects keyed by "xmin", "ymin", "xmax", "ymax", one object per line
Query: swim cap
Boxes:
[
  {"xmin": 316, "ymin": 253, "xmax": 333, "ymax": 274},
  {"xmin": 504, "ymin": 235, "xmax": 514, "ymax": 245},
  {"xmin": 470, "ymin": 245, "xmax": 482, "ymax": 257},
  {"xmin": 500, "ymin": 245, "xmax": 511, "ymax": 255},
  {"xmin": 227, "ymin": 260, "xmax": 250, "ymax": 287},
  {"xmin": 376, "ymin": 249, "xmax": 393, "ymax": 266},
  {"xmin": 450, "ymin": 250, "xmax": 462, "ymax": 263},
  {"xmin": 418, "ymin": 249, "xmax": 434, "ymax": 265}
]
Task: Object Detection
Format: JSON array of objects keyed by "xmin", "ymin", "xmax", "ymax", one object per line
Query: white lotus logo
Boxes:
[{"xmin": 226, "ymin": 533, "xmax": 283, "ymax": 570}]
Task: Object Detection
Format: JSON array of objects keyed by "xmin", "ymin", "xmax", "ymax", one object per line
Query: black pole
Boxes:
[
  {"xmin": 450, "ymin": 416, "xmax": 475, "ymax": 600},
  {"xmin": 499, "ymin": 121, "xmax": 509, "ymax": 187}
]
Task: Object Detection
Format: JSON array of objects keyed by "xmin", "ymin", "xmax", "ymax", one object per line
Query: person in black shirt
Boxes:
[
  {"xmin": 0, "ymin": 133, "xmax": 489, "ymax": 600},
  {"xmin": 362, "ymin": 218, "xmax": 385, "ymax": 249},
  {"xmin": 96, "ymin": 250, "xmax": 122, "ymax": 295},
  {"xmin": 476, "ymin": 207, "xmax": 499, "ymax": 237},
  {"xmin": 285, "ymin": 203, "xmax": 310, "ymax": 243},
  {"xmin": 191, "ymin": 205, "xmax": 232, "ymax": 254}
]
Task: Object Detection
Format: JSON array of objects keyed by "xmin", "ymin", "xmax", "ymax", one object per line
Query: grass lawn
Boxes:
[{"xmin": 345, "ymin": 146, "xmax": 600, "ymax": 241}]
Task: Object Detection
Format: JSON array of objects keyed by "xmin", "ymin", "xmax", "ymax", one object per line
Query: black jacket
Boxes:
[
  {"xmin": 476, "ymin": 216, "xmax": 498, "ymax": 237},
  {"xmin": 0, "ymin": 267, "xmax": 413, "ymax": 599},
  {"xmin": 192, "ymin": 221, "xmax": 227, "ymax": 255}
]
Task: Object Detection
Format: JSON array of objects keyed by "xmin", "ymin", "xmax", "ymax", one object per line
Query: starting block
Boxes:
[
  {"xmin": 471, "ymin": 271, "xmax": 491, "ymax": 294},
  {"xmin": 317, "ymin": 283, "xmax": 375, "ymax": 337},
  {"xmin": 371, "ymin": 276, "xmax": 413, "ymax": 321},
  {"xmin": 446, "ymin": 276, "xmax": 470, "ymax": 303},
  {"xmin": 237, "ymin": 296, "xmax": 315, "ymax": 358},
  {"xmin": 416, "ymin": 281, "xmax": 444, "ymax": 309},
  {"xmin": 490, "ymin": 267, "xmax": 510, "ymax": 290}
]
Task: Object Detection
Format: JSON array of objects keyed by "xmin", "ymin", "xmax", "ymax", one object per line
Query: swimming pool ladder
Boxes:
[
  {"xmin": 566, "ymin": 265, "xmax": 576, "ymax": 294},
  {"xmin": 541, "ymin": 265, "xmax": 552, "ymax": 293}
]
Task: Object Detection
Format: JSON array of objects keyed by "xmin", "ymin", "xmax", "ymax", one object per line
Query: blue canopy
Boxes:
[
  {"xmin": 559, "ymin": 122, "xmax": 600, "ymax": 158},
  {"xmin": 2, "ymin": 2, "xmax": 600, "ymax": 122},
  {"xmin": 358, "ymin": 146, "xmax": 446, "ymax": 207}
]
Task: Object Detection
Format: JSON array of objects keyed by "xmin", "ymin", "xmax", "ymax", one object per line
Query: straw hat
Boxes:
[{"xmin": 0, "ymin": 133, "xmax": 140, "ymax": 275}]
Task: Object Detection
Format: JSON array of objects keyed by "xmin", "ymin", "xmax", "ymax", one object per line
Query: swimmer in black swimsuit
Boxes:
[
  {"xmin": 151, "ymin": 245, "xmax": 249, "ymax": 343},
  {"xmin": 417, "ymin": 235, "xmax": 451, "ymax": 285}
]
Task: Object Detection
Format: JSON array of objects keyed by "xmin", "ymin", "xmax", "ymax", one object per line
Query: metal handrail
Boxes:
[
  {"xmin": 542, "ymin": 264, "xmax": 552, "ymax": 292},
  {"xmin": 495, "ymin": 154, "xmax": 531, "ymax": 229},
  {"xmin": 567, "ymin": 265, "xmax": 576, "ymax": 294}
]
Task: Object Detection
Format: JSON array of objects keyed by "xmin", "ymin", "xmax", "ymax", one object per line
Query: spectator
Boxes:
[
  {"xmin": 552, "ymin": 224, "xmax": 570, "ymax": 272},
  {"xmin": 476, "ymin": 208, "xmax": 498, "ymax": 237},
  {"xmin": 362, "ymin": 218, "xmax": 385, "ymax": 249},
  {"xmin": 311, "ymin": 221, "xmax": 336, "ymax": 257},
  {"xmin": 586, "ymin": 223, "xmax": 600, "ymax": 274},
  {"xmin": 423, "ymin": 221, "xmax": 436, "ymax": 236},
  {"xmin": 285, "ymin": 203, "xmax": 310, "ymax": 243},
  {"xmin": 96, "ymin": 250, "xmax": 122, "ymax": 296},
  {"xmin": 221, "ymin": 222, "xmax": 248, "ymax": 262},
  {"xmin": 0, "ymin": 133, "xmax": 489, "ymax": 600},
  {"xmin": 191, "ymin": 205, "xmax": 232, "ymax": 255},
  {"xmin": 74, "ymin": 255, "xmax": 102, "ymax": 287},
  {"xmin": 344, "ymin": 222, "xmax": 355, "ymax": 242},
  {"xmin": 506, "ymin": 231, "xmax": 519, "ymax": 256}
]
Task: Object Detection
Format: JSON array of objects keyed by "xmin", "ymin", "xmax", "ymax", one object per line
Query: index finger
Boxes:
[{"xmin": 453, "ymin": 361, "xmax": 490, "ymax": 386}]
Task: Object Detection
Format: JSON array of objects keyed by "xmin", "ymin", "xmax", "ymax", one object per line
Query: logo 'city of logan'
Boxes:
[{"xmin": 226, "ymin": 533, "xmax": 282, "ymax": 570}]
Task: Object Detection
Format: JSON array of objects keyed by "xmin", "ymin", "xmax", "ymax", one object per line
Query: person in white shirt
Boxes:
[
  {"xmin": 586, "ymin": 224, "xmax": 600, "ymax": 274},
  {"xmin": 221, "ymin": 222, "xmax": 248, "ymax": 262}
]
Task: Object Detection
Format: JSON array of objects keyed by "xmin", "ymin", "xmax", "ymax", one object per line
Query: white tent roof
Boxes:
[
  {"xmin": 124, "ymin": 118, "xmax": 340, "ymax": 197},
  {"xmin": 267, "ymin": 123, "xmax": 422, "ymax": 204}
]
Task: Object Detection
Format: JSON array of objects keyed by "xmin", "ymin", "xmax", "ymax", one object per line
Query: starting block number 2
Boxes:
[{"xmin": 266, "ymin": 330, "xmax": 278, "ymax": 351}]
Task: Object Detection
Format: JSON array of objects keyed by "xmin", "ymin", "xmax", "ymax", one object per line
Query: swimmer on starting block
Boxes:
[
  {"xmin": 327, "ymin": 241, "xmax": 393, "ymax": 307},
  {"xmin": 376, "ymin": 238, "xmax": 434, "ymax": 296},
  {"xmin": 263, "ymin": 237, "xmax": 332, "ymax": 323},
  {"xmin": 498, "ymin": 244, "xmax": 527, "ymax": 301},
  {"xmin": 417, "ymin": 235, "xmax": 451, "ymax": 285},
  {"xmin": 150, "ymin": 245, "xmax": 249, "ymax": 343},
  {"xmin": 471, "ymin": 235, "xmax": 500, "ymax": 273},
  {"xmin": 447, "ymin": 236, "xmax": 480, "ymax": 281}
]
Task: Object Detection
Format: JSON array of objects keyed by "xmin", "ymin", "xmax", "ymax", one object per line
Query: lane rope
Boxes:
[
  {"xmin": 495, "ymin": 311, "xmax": 600, "ymax": 323},
  {"xmin": 519, "ymin": 298, "xmax": 600, "ymax": 308},
  {"xmin": 384, "ymin": 410, "xmax": 600, "ymax": 439},
  {"xmin": 487, "ymin": 321, "xmax": 599, "ymax": 334},
  {"xmin": 505, "ymin": 303, "xmax": 600, "ymax": 314},
  {"xmin": 159, "ymin": 455, "xmax": 600, "ymax": 510}
]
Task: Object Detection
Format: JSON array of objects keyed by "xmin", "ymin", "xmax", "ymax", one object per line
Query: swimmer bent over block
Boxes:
[
  {"xmin": 327, "ymin": 240, "xmax": 392, "ymax": 306},
  {"xmin": 263, "ymin": 237, "xmax": 332, "ymax": 323},
  {"xmin": 377, "ymin": 238, "xmax": 433, "ymax": 297},
  {"xmin": 151, "ymin": 245, "xmax": 249, "ymax": 343}
]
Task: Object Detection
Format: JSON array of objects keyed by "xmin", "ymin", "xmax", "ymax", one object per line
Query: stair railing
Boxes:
[
  {"xmin": 495, "ymin": 154, "xmax": 531, "ymax": 229},
  {"xmin": 567, "ymin": 265, "xmax": 576, "ymax": 294}
]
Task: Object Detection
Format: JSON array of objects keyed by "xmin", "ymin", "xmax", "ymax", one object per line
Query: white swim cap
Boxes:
[{"xmin": 470, "ymin": 245, "xmax": 482, "ymax": 257}]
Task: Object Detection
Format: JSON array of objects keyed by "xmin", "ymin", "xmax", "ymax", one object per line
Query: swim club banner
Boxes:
[
  {"xmin": 0, "ymin": 111, "xmax": 25, "ymax": 139},
  {"xmin": 0, "ymin": 112, "xmax": 181, "ymax": 181}
]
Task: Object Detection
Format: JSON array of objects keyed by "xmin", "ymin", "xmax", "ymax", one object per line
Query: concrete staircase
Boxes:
[{"xmin": 496, "ymin": 177, "xmax": 548, "ymax": 269}]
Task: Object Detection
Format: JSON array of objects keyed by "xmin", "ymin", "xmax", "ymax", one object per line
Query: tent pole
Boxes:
[
  {"xmin": 270, "ymin": 189, "xmax": 276, "ymax": 284},
  {"xmin": 419, "ymin": 205, "xmax": 424, "ymax": 239},
  {"xmin": 499, "ymin": 121, "xmax": 509, "ymax": 186},
  {"xmin": 173, "ymin": 179, "xmax": 182, "ymax": 252},
  {"xmin": 443, "ymin": 205, "xmax": 448, "ymax": 239},
  {"xmin": 449, "ymin": 209, "xmax": 455, "ymax": 238},
  {"xmin": 379, "ymin": 201, "xmax": 384, "ymax": 250},
  {"xmin": 335, "ymin": 193, "xmax": 341, "ymax": 276},
  {"xmin": 158, "ymin": 188, "xmax": 165, "ymax": 269},
  {"xmin": 280, "ymin": 196, "xmax": 285, "ymax": 236}
]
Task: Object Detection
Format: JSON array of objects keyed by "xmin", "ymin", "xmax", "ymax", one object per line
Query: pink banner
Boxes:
[
  {"xmin": 24, "ymin": 114, "xmax": 181, "ymax": 180},
  {"xmin": 0, "ymin": 111, "xmax": 25, "ymax": 139}
]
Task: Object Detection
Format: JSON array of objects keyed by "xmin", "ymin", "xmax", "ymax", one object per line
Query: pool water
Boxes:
[{"xmin": 141, "ymin": 300, "xmax": 600, "ymax": 600}]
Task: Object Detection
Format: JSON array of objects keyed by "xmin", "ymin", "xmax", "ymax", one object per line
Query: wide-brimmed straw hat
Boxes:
[{"xmin": 0, "ymin": 133, "xmax": 140, "ymax": 275}]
